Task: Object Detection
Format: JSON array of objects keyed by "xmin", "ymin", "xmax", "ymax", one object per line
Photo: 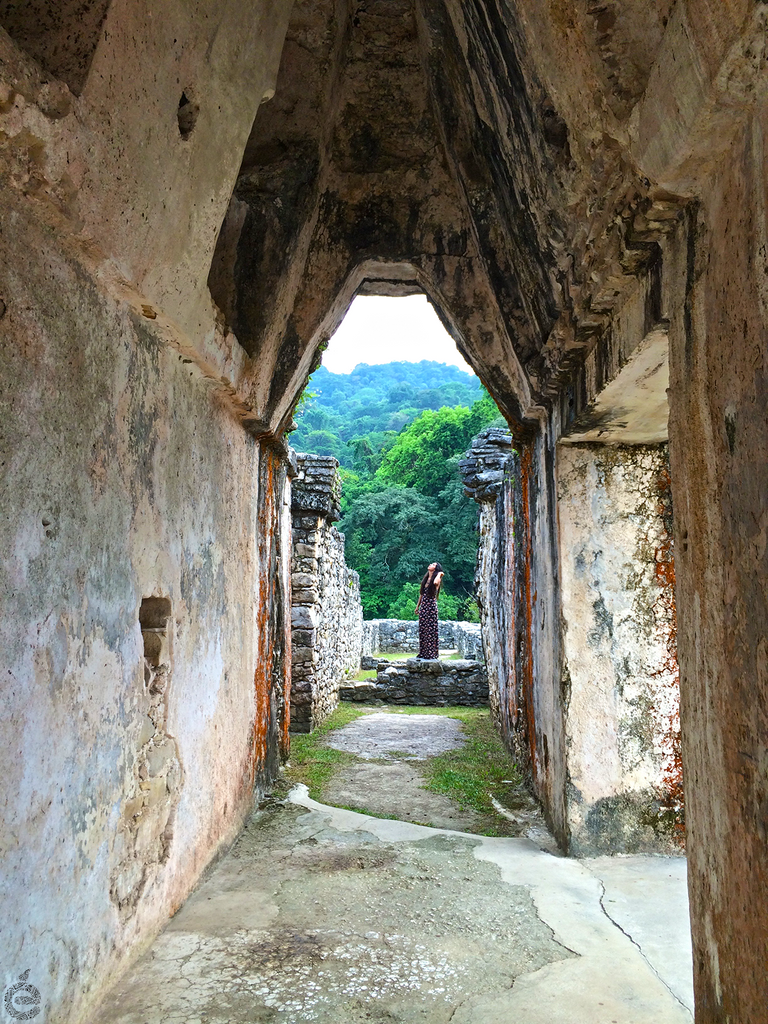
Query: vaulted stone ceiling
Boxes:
[{"xmin": 209, "ymin": 0, "xmax": 686, "ymax": 438}]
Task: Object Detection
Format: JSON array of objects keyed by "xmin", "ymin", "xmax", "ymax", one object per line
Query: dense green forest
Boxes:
[
  {"xmin": 289, "ymin": 362, "xmax": 483, "ymax": 468},
  {"xmin": 290, "ymin": 361, "xmax": 504, "ymax": 620}
]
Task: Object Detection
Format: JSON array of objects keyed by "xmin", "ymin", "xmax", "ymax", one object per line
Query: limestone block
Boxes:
[
  {"xmin": 138, "ymin": 715, "xmax": 156, "ymax": 747},
  {"xmin": 145, "ymin": 776, "xmax": 169, "ymax": 809},
  {"xmin": 146, "ymin": 738, "xmax": 177, "ymax": 777},
  {"xmin": 292, "ymin": 629, "xmax": 316, "ymax": 648},
  {"xmin": 293, "ymin": 557, "xmax": 319, "ymax": 573},
  {"xmin": 292, "ymin": 647, "xmax": 318, "ymax": 664},
  {"xmin": 294, "ymin": 543, "xmax": 318, "ymax": 558},
  {"xmin": 291, "ymin": 606, "xmax": 319, "ymax": 629},
  {"xmin": 134, "ymin": 805, "xmax": 170, "ymax": 860},
  {"xmin": 122, "ymin": 795, "xmax": 144, "ymax": 822},
  {"xmin": 291, "ymin": 573, "xmax": 316, "ymax": 589}
]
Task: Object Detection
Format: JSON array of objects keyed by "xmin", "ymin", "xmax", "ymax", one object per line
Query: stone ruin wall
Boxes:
[
  {"xmin": 342, "ymin": 658, "xmax": 488, "ymax": 707},
  {"xmin": 0, "ymin": 11, "xmax": 297, "ymax": 1019},
  {"xmin": 0, "ymin": 202, "xmax": 296, "ymax": 1024},
  {"xmin": 290, "ymin": 454, "xmax": 363, "ymax": 733},
  {"xmin": 460, "ymin": 431, "xmax": 527, "ymax": 763},
  {"xmin": 462, "ymin": 430, "xmax": 681, "ymax": 855},
  {"xmin": 361, "ymin": 619, "xmax": 484, "ymax": 661}
]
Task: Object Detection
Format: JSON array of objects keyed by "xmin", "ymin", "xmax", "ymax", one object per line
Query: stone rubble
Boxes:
[{"xmin": 341, "ymin": 658, "xmax": 488, "ymax": 707}]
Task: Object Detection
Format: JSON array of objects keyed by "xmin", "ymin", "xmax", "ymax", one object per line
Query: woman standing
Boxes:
[{"xmin": 415, "ymin": 561, "xmax": 444, "ymax": 659}]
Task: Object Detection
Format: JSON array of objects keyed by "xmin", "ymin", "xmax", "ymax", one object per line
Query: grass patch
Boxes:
[
  {"xmin": 349, "ymin": 668, "xmax": 377, "ymax": 682},
  {"xmin": 282, "ymin": 702, "xmax": 524, "ymax": 838},
  {"xmin": 282, "ymin": 703, "xmax": 369, "ymax": 798},
  {"xmin": 419, "ymin": 711, "xmax": 523, "ymax": 825}
]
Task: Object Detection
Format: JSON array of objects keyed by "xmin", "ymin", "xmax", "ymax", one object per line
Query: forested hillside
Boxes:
[
  {"xmin": 291, "ymin": 361, "xmax": 505, "ymax": 620},
  {"xmin": 289, "ymin": 362, "xmax": 483, "ymax": 468}
]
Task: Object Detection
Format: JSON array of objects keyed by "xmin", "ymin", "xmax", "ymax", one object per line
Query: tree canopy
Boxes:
[{"xmin": 290, "ymin": 360, "xmax": 505, "ymax": 619}]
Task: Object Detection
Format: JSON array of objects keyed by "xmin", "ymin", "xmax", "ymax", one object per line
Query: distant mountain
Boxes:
[{"xmin": 290, "ymin": 361, "xmax": 483, "ymax": 466}]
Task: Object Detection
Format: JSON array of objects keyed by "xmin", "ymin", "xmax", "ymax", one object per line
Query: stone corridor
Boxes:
[
  {"xmin": 94, "ymin": 788, "xmax": 693, "ymax": 1024},
  {"xmin": 3, "ymin": 1, "xmax": 767, "ymax": 1020}
]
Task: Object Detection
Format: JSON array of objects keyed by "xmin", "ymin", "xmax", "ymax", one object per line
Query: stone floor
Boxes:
[{"xmin": 94, "ymin": 788, "xmax": 694, "ymax": 1023}]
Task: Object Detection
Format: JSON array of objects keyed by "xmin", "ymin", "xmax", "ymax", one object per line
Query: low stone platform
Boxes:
[{"xmin": 341, "ymin": 658, "xmax": 488, "ymax": 706}]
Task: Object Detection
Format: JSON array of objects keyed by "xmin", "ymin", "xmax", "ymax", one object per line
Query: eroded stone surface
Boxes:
[
  {"xmin": 557, "ymin": 443, "xmax": 681, "ymax": 854},
  {"xmin": 94, "ymin": 795, "xmax": 692, "ymax": 1024},
  {"xmin": 321, "ymin": 760, "xmax": 486, "ymax": 833}
]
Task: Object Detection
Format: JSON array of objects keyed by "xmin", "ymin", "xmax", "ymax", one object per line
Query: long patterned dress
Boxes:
[{"xmin": 418, "ymin": 593, "xmax": 439, "ymax": 659}]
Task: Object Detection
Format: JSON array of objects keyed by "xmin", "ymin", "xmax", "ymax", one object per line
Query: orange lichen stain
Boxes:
[
  {"xmin": 503, "ymin": 482, "xmax": 519, "ymax": 732},
  {"xmin": 519, "ymin": 444, "xmax": 541, "ymax": 787},
  {"xmin": 251, "ymin": 446, "xmax": 291, "ymax": 785},
  {"xmin": 651, "ymin": 465, "xmax": 685, "ymax": 844}
]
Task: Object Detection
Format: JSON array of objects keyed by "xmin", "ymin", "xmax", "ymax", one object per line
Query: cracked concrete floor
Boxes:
[{"xmin": 94, "ymin": 789, "xmax": 693, "ymax": 1024}]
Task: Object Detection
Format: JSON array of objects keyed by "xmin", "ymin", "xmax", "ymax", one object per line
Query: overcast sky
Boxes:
[{"xmin": 322, "ymin": 294, "xmax": 474, "ymax": 375}]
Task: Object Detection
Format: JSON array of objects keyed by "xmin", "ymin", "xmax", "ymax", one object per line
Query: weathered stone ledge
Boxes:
[{"xmin": 340, "ymin": 658, "xmax": 488, "ymax": 707}]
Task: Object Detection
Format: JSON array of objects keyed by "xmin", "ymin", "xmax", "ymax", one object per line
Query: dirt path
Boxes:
[
  {"xmin": 313, "ymin": 708, "xmax": 558, "ymax": 850},
  {"xmin": 322, "ymin": 712, "xmax": 487, "ymax": 831}
]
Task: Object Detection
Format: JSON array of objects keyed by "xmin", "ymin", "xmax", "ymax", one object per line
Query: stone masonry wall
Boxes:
[
  {"xmin": 341, "ymin": 658, "xmax": 488, "ymax": 707},
  {"xmin": 462, "ymin": 429, "xmax": 681, "ymax": 855},
  {"xmin": 291, "ymin": 454, "xmax": 363, "ymax": 732},
  {"xmin": 460, "ymin": 430, "xmax": 528, "ymax": 763},
  {"xmin": 361, "ymin": 619, "xmax": 483, "ymax": 661}
]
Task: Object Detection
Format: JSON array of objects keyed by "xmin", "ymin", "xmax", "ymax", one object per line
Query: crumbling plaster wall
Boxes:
[
  {"xmin": 557, "ymin": 444, "xmax": 681, "ymax": 855},
  {"xmin": 0, "ymin": 6, "xmax": 296, "ymax": 1022},
  {"xmin": 0, "ymin": 199, "xmax": 293, "ymax": 1023}
]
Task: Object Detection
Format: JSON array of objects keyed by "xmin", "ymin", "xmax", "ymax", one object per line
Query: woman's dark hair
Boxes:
[{"xmin": 420, "ymin": 562, "xmax": 444, "ymax": 600}]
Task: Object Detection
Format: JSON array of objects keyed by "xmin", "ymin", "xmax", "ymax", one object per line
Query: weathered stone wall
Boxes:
[
  {"xmin": 341, "ymin": 658, "xmax": 488, "ymax": 707},
  {"xmin": 655, "ymin": 32, "xmax": 768, "ymax": 1015},
  {"xmin": 290, "ymin": 454, "xmax": 363, "ymax": 732},
  {"xmin": 0, "ymin": 202, "xmax": 294, "ymax": 1024},
  {"xmin": 0, "ymin": 10, "xmax": 295, "ymax": 1021},
  {"xmin": 361, "ymin": 619, "xmax": 483, "ymax": 660},
  {"xmin": 557, "ymin": 444, "xmax": 681, "ymax": 854},
  {"xmin": 460, "ymin": 432, "xmax": 532, "ymax": 765}
]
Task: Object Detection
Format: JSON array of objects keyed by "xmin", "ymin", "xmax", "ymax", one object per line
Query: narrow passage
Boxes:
[{"xmin": 95, "ymin": 708, "xmax": 693, "ymax": 1023}]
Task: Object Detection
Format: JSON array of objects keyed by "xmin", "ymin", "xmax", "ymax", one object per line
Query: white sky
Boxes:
[{"xmin": 322, "ymin": 294, "xmax": 474, "ymax": 375}]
